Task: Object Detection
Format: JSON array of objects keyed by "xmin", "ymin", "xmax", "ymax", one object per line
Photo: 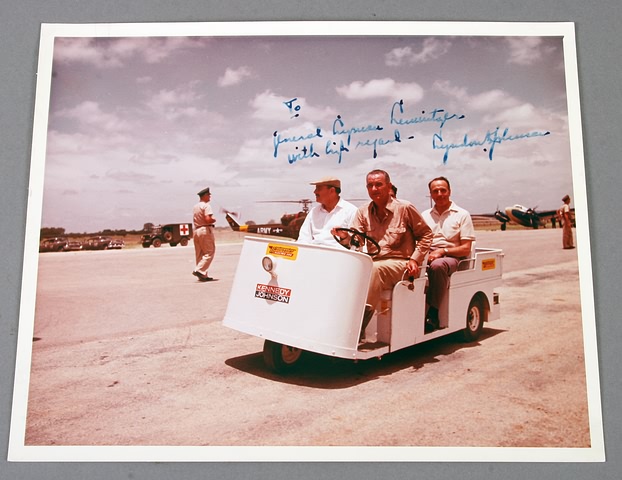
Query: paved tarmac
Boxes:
[{"xmin": 19, "ymin": 228, "xmax": 593, "ymax": 457}]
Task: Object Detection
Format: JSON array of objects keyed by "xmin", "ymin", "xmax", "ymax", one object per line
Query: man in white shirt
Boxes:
[
  {"xmin": 422, "ymin": 177, "xmax": 475, "ymax": 331},
  {"xmin": 297, "ymin": 176, "xmax": 358, "ymax": 247}
]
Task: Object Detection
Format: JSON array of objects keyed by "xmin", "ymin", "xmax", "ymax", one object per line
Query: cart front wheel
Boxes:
[
  {"xmin": 462, "ymin": 295, "xmax": 486, "ymax": 342},
  {"xmin": 263, "ymin": 340, "xmax": 303, "ymax": 372}
]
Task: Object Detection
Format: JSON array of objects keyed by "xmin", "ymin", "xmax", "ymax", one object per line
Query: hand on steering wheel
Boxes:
[{"xmin": 332, "ymin": 227, "xmax": 380, "ymax": 257}]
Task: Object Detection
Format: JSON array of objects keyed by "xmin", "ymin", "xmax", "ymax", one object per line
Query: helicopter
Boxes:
[{"xmin": 223, "ymin": 199, "xmax": 314, "ymax": 240}]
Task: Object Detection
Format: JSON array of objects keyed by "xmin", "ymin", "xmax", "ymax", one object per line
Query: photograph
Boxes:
[{"xmin": 8, "ymin": 21, "xmax": 604, "ymax": 462}]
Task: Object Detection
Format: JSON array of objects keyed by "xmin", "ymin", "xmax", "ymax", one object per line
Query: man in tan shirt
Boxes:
[
  {"xmin": 192, "ymin": 186, "xmax": 216, "ymax": 281},
  {"xmin": 337, "ymin": 169, "xmax": 432, "ymax": 340},
  {"xmin": 559, "ymin": 194, "xmax": 575, "ymax": 249}
]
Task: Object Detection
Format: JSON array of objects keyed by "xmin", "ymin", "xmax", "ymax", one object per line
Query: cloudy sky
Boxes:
[{"xmin": 39, "ymin": 28, "xmax": 575, "ymax": 232}]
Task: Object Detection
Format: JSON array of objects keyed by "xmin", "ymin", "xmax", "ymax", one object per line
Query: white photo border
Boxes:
[{"xmin": 9, "ymin": 20, "xmax": 604, "ymax": 462}]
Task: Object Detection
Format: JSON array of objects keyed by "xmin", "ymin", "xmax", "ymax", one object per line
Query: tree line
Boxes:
[{"xmin": 40, "ymin": 224, "xmax": 155, "ymax": 238}]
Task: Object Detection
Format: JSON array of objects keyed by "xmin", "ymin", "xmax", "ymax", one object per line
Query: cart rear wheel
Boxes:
[
  {"xmin": 180, "ymin": 238, "xmax": 189, "ymax": 246},
  {"xmin": 152, "ymin": 238, "xmax": 162, "ymax": 248},
  {"xmin": 263, "ymin": 340, "xmax": 303, "ymax": 372},
  {"xmin": 462, "ymin": 295, "xmax": 486, "ymax": 342}
]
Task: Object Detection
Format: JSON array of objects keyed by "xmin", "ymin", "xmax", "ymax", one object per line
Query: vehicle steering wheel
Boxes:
[{"xmin": 333, "ymin": 228, "xmax": 380, "ymax": 257}]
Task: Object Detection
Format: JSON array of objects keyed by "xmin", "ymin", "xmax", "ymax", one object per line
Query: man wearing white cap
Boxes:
[{"xmin": 297, "ymin": 176, "xmax": 358, "ymax": 247}]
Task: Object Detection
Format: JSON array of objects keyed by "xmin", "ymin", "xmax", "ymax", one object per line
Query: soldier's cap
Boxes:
[
  {"xmin": 310, "ymin": 176, "xmax": 341, "ymax": 189},
  {"xmin": 562, "ymin": 194, "xmax": 570, "ymax": 202},
  {"xmin": 197, "ymin": 187, "xmax": 211, "ymax": 196}
]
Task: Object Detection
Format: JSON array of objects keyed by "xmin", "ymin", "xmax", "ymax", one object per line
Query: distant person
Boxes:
[
  {"xmin": 335, "ymin": 169, "xmax": 432, "ymax": 342},
  {"xmin": 297, "ymin": 176, "xmax": 358, "ymax": 247},
  {"xmin": 192, "ymin": 187, "xmax": 216, "ymax": 281},
  {"xmin": 559, "ymin": 194, "xmax": 575, "ymax": 249},
  {"xmin": 422, "ymin": 177, "xmax": 475, "ymax": 332},
  {"xmin": 390, "ymin": 185, "xmax": 398, "ymax": 198}
]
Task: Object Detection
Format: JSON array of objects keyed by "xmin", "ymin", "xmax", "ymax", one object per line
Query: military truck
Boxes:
[{"xmin": 141, "ymin": 223, "xmax": 193, "ymax": 248}]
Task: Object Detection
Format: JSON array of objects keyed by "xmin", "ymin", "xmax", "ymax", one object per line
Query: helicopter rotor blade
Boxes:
[{"xmin": 257, "ymin": 199, "xmax": 314, "ymax": 204}]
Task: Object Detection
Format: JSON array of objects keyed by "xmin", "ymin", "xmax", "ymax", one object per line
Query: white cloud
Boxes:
[
  {"xmin": 505, "ymin": 37, "xmax": 557, "ymax": 66},
  {"xmin": 105, "ymin": 169, "xmax": 157, "ymax": 184},
  {"xmin": 434, "ymin": 81, "xmax": 523, "ymax": 113},
  {"xmin": 434, "ymin": 81, "xmax": 565, "ymax": 132},
  {"xmin": 55, "ymin": 101, "xmax": 131, "ymax": 132},
  {"xmin": 218, "ymin": 66, "xmax": 252, "ymax": 87},
  {"xmin": 486, "ymin": 103, "xmax": 567, "ymax": 133},
  {"xmin": 145, "ymin": 84, "xmax": 206, "ymax": 121},
  {"xmin": 433, "ymin": 80, "xmax": 468, "ymax": 101},
  {"xmin": 46, "ymin": 130, "xmax": 94, "ymax": 155},
  {"xmin": 54, "ymin": 37, "xmax": 209, "ymax": 68},
  {"xmin": 336, "ymin": 78, "xmax": 424, "ymax": 102},
  {"xmin": 469, "ymin": 89, "xmax": 522, "ymax": 111},
  {"xmin": 129, "ymin": 152, "xmax": 180, "ymax": 165},
  {"xmin": 385, "ymin": 38, "xmax": 452, "ymax": 66},
  {"xmin": 233, "ymin": 135, "xmax": 272, "ymax": 160}
]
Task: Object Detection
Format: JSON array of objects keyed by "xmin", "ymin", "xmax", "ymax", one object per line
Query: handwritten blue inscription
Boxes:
[
  {"xmin": 356, "ymin": 129, "xmax": 403, "ymax": 159},
  {"xmin": 283, "ymin": 98, "xmax": 301, "ymax": 118},
  {"xmin": 273, "ymin": 98, "xmax": 550, "ymax": 164},
  {"xmin": 391, "ymin": 100, "xmax": 465, "ymax": 129},
  {"xmin": 326, "ymin": 138, "xmax": 350, "ymax": 164},
  {"xmin": 433, "ymin": 127, "xmax": 551, "ymax": 163},
  {"xmin": 273, "ymin": 128, "xmax": 323, "ymax": 163}
]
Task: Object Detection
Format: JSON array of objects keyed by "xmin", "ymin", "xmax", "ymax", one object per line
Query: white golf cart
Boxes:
[{"xmin": 223, "ymin": 231, "xmax": 503, "ymax": 373}]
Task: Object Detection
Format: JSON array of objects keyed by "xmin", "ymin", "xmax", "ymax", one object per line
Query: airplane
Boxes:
[
  {"xmin": 473, "ymin": 204, "xmax": 574, "ymax": 231},
  {"xmin": 223, "ymin": 199, "xmax": 313, "ymax": 240}
]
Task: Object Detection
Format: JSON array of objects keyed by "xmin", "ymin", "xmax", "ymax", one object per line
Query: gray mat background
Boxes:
[{"xmin": 1, "ymin": 1, "xmax": 619, "ymax": 478}]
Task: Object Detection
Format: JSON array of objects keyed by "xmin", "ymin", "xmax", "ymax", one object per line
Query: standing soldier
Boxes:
[
  {"xmin": 559, "ymin": 194, "xmax": 575, "ymax": 249},
  {"xmin": 192, "ymin": 187, "xmax": 216, "ymax": 281}
]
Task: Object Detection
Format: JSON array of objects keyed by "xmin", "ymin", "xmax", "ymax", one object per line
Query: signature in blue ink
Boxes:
[
  {"xmin": 432, "ymin": 127, "xmax": 551, "ymax": 163},
  {"xmin": 391, "ymin": 100, "xmax": 465, "ymax": 130}
]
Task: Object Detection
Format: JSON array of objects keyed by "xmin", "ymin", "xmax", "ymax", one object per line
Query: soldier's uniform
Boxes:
[{"xmin": 193, "ymin": 187, "xmax": 216, "ymax": 280}]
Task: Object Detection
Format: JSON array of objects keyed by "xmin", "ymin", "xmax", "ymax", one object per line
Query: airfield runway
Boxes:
[{"xmin": 22, "ymin": 228, "xmax": 592, "ymax": 451}]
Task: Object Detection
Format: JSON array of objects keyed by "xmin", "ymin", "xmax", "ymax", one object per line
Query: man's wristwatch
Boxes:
[{"xmin": 443, "ymin": 248, "xmax": 449, "ymax": 256}]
